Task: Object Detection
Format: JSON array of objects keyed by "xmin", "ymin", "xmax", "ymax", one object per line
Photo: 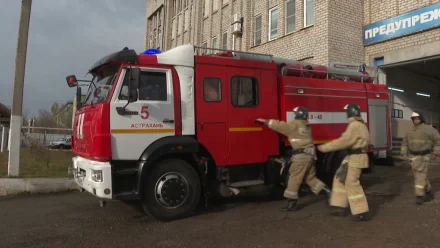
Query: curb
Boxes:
[{"xmin": 0, "ymin": 178, "xmax": 79, "ymax": 196}]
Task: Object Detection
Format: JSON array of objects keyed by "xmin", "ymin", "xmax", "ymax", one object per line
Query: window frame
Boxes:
[
  {"xmin": 222, "ymin": 32, "xmax": 228, "ymax": 50},
  {"xmin": 212, "ymin": 36, "xmax": 218, "ymax": 48},
  {"xmin": 285, "ymin": 0, "xmax": 296, "ymax": 34},
  {"xmin": 229, "ymin": 75, "xmax": 259, "ymax": 108},
  {"xmin": 304, "ymin": 0, "xmax": 314, "ymax": 27},
  {"xmin": 268, "ymin": 7, "xmax": 279, "ymax": 41},
  {"xmin": 254, "ymin": 15, "xmax": 262, "ymax": 46},
  {"xmin": 115, "ymin": 67, "xmax": 172, "ymax": 104},
  {"xmin": 203, "ymin": 77, "xmax": 222, "ymax": 102}
]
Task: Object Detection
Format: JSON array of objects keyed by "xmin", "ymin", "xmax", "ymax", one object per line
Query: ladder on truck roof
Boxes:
[{"xmin": 193, "ymin": 45, "xmax": 382, "ymax": 84}]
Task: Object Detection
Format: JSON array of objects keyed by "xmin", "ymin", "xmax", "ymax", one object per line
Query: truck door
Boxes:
[
  {"xmin": 109, "ymin": 67, "xmax": 176, "ymax": 160},
  {"xmin": 226, "ymin": 68, "xmax": 265, "ymax": 165},
  {"xmin": 195, "ymin": 64, "xmax": 228, "ymax": 166}
]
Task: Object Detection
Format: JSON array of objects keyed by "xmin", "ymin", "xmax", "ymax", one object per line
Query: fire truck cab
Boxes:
[{"xmin": 66, "ymin": 44, "xmax": 390, "ymax": 221}]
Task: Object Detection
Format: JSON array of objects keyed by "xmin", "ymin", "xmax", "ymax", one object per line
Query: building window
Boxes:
[
  {"xmin": 254, "ymin": 15, "xmax": 262, "ymax": 46},
  {"xmin": 285, "ymin": 0, "xmax": 295, "ymax": 34},
  {"xmin": 374, "ymin": 56, "xmax": 384, "ymax": 66},
  {"xmin": 213, "ymin": 0, "xmax": 219, "ymax": 12},
  {"xmin": 222, "ymin": 32, "xmax": 228, "ymax": 50},
  {"xmin": 203, "ymin": 78, "xmax": 222, "ymax": 102},
  {"xmin": 269, "ymin": 7, "xmax": 278, "ymax": 41},
  {"xmin": 212, "ymin": 37, "xmax": 218, "ymax": 48},
  {"xmin": 201, "ymin": 42, "xmax": 208, "ymax": 54},
  {"xmin": 204, "ymin": 0, "xmax": 210, "ymax": 17},
  {"xmin": 230, "ymin": 76, "xmax": 259, "ymax": 107},
  {"xmin": 304, "ymin": 0, "xmax": 314, "ymax": 27},
  {"xmin": 172, "ymin": 0, "xmax": 177, "ymax": 15}
]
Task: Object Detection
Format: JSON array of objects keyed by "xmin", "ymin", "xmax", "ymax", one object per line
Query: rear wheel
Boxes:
[{"xmin": 142, "ymin": 158, "xmax": 201, "ymax": 221}]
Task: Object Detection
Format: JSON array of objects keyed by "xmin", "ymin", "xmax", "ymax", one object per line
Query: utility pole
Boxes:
[{"xmin": 8, "ymin": 0, "xmax": 32, "ymax": 177}]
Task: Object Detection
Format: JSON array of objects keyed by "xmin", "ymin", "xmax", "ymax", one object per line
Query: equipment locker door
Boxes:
[
  {"xmin": 195, "ymin": 64, "xmax": 228, "ymax": 166},
  {"xmin": 226, "ymin": 68, "xmax": 265, "ymax": 165}
]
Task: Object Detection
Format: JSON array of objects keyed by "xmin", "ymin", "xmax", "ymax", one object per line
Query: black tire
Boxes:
[
  {"xmin": 142, "ymin": 158, "xmax": 201, "ymax": 221},
  {"xmin": 321, "ymin": 151, "xmax": 346, "ymax": 188},
  {"xmin": 59, "ymin": 144, "xmax": 65, "ymax": 150}
]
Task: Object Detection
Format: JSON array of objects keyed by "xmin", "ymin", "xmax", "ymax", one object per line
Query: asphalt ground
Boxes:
[{"xmin": 1, "ymin": 160, "xmax": 440, "ymax": 248}]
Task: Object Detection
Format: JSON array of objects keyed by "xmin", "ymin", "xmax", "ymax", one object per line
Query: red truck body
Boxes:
[{"xmin": 67, "ymin": 45, "xmax": 390, "ymax": 221}]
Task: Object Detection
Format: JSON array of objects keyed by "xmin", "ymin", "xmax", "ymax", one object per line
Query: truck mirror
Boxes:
[
  {"xmin": 130, "ymin": 67, "xmax": 141, "ymax": 89},
  {"xmin": 129, "ymin": 89, "xmax": 138, "ymax": 103},
  {"xmin": 76, "ymin": 87, "xmax": 82, "ymax": 109},
  {"xmin": 128, "ymin": 67, "xmax": 141, "ymax": 103},
  {"xmin": 66, "ymin": 75, "xmax": 78, "ymax": 87}
]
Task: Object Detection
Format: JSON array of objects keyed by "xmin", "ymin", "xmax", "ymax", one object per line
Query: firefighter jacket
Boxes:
[
  {"xmin": 401, "ymin": 123, "xmax": 440, "ymax": 160},
  {"xmin": 319, "ymin": 117, "xmax": 370, "ymax": 169},
  {"xmin": 264, "ymin": 119, "xmax": 315, "ymax": 159}
]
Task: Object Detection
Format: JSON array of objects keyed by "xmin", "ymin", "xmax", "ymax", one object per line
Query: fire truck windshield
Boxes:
[{"xmin": 84, "ymin": 65, "xmax": 119, "ymax": 106}]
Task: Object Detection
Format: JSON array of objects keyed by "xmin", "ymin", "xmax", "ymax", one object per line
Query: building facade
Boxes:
[{"xmin": 145, "ymin": 0, "xmax": 440, "ymax": 65}]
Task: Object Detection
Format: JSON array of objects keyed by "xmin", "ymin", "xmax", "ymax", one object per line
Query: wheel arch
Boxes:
[{"xmin": 136, "ymin": 135, "xmax": 216, "ymax": 195}]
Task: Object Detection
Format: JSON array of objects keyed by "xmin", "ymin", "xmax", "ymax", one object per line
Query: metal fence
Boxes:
[{"xmin": 0, "ymin": 127, "xmax": 72, "ymax": 148}]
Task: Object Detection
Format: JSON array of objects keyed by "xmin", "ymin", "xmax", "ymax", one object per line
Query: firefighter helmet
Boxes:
[
  {"xmin": 411, "ymin": 111, "xmax": 425, "ymax": 123},
  {"xmin": 293, "ymin": 106, "xmax": 309, "ymax": 120},
  {"xmin": 344, "ymin": 103, "xmax": 361, "ymax": 118}
]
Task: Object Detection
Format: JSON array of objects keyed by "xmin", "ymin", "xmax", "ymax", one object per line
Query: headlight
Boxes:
[{"xmin": 91, "ymin": 169, "xmax": 103, "ymax": 182}]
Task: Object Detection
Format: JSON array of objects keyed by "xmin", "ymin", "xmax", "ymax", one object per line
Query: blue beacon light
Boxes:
[{"xmin": 142, "ymin": 48, "xmax": 161, "ymax": 55}]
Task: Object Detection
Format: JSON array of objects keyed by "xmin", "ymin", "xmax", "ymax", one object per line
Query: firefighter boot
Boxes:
[
  {"xmin": 352, "ymin": 212, "xmax": 371, "ymax": 222},
  {"xmin": 322, "ymin": 186, "xmax": 331, "ymax": 200},
  {"xmin": 424, "ymin": 191, "xmax": 435, "ymax": 202},
  {"xmin": 329, "ymin": 206, "xmax": 349, "ymax": 216},
  {"xmin": 416, "ymin": 196, "xmax": 425, "ymax": 205},
  {"xmin": 280, "ymin": 199, "xmax": 299, "ymax": 212}
]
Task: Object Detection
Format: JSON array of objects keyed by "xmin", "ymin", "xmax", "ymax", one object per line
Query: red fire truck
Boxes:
[{"xmin": 66, "ymin": 44, "xmax": 390, "ymax": 221}]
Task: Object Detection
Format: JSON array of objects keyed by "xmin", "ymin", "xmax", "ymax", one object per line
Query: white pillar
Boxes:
[
  {"xmin": 1, "ymin": 126, "xmax": 6, "ymax": 153},
  {"xmin": 8, "ymin": 127, "xmax": 11, "ymax": 151}
]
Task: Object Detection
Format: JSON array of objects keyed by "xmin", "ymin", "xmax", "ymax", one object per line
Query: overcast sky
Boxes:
[{"xmin": 0, "ymin": 0, "xmax": 146, "ymax": 115}]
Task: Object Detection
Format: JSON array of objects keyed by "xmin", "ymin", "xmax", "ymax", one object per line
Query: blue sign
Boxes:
[{"xmin": 362, "ymin": 2, "xmax": 440, "ymax": 45}]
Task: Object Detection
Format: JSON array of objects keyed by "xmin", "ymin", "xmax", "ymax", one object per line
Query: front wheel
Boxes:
[{"xmin": 142, "ymin": 158, "xmax": 201, "ymax": 221}]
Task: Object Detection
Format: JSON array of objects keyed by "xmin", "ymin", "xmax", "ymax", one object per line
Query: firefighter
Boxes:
[
  {"xmin": 401, "ymin": 111, "xmax": 440, "ymax": 205},
  {"xmin": 317, "ymin": 103, "xmax": 370, "ymax": 222},
  {"xmin": 256, "ymin": 107, "xmax": 331, "ymax": 212}
]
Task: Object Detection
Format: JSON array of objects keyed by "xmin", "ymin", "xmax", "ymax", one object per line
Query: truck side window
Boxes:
[
  {"xmin": 139, "ymin": 71, "xmax": 168, "ymax": 101},
  {"xmin": 203, "ymin": 78, "xmax": 221, "ymax": 102},
  {"xmin": 230, "ymin": 76, "xmax": 258, "ymax": 107}
]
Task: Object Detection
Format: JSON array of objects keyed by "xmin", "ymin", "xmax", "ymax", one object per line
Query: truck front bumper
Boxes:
[{"xmin": 71, "ymin": 156, "xmax": 113, "ymax": 199}]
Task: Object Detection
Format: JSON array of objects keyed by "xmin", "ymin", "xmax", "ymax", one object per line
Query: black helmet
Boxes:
[
  {"xmin": 411, "ymin": 111, "xmax": 425, "ymax": 123},
  {"xmin": 294, "ymin": 106, "xmax": 309, "ymax": 120},
  {"xmin": 344, "ymin": 103, "xmax": 361, "ymax": 118}
]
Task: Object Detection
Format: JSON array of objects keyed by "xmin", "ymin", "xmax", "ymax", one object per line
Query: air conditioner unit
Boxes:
[
  {"xmin": 231, "ymin": 13, "xmax": 242, "ymax": 35},
  {"xmin": 232, "ymin": 23, "xmax": 241, "ymax": 33},
  {"xmin": 233, "ymin": 14, "xmax": 240, "ymax": 23}
]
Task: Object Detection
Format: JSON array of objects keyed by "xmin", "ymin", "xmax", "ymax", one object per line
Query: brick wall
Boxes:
[{"xmin": 327, "ymin": 0, "xmax": 364, "ymax": 64}]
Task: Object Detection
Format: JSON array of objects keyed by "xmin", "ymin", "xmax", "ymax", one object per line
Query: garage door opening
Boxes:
[{"xmin": 379, "ymin": 56, "xmax": 440, "ymax": 156}]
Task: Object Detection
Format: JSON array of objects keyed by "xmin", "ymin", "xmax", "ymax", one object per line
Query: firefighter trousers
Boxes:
[
  {"xmin": 330, "ymin": 165, "xmax": 369, "ymax": 215},
  {"xmin": 411, "ymin": 158, "xmax": 432, "ymax": 196},
  {"xmin": 284, "ymin": 156, "xmax": 326, "ymax": 200}
]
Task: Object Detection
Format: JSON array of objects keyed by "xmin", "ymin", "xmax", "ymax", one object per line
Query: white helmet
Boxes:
[{"xmin": 411, "ymin": 111, "xmax": 424, "ymax": 123}]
